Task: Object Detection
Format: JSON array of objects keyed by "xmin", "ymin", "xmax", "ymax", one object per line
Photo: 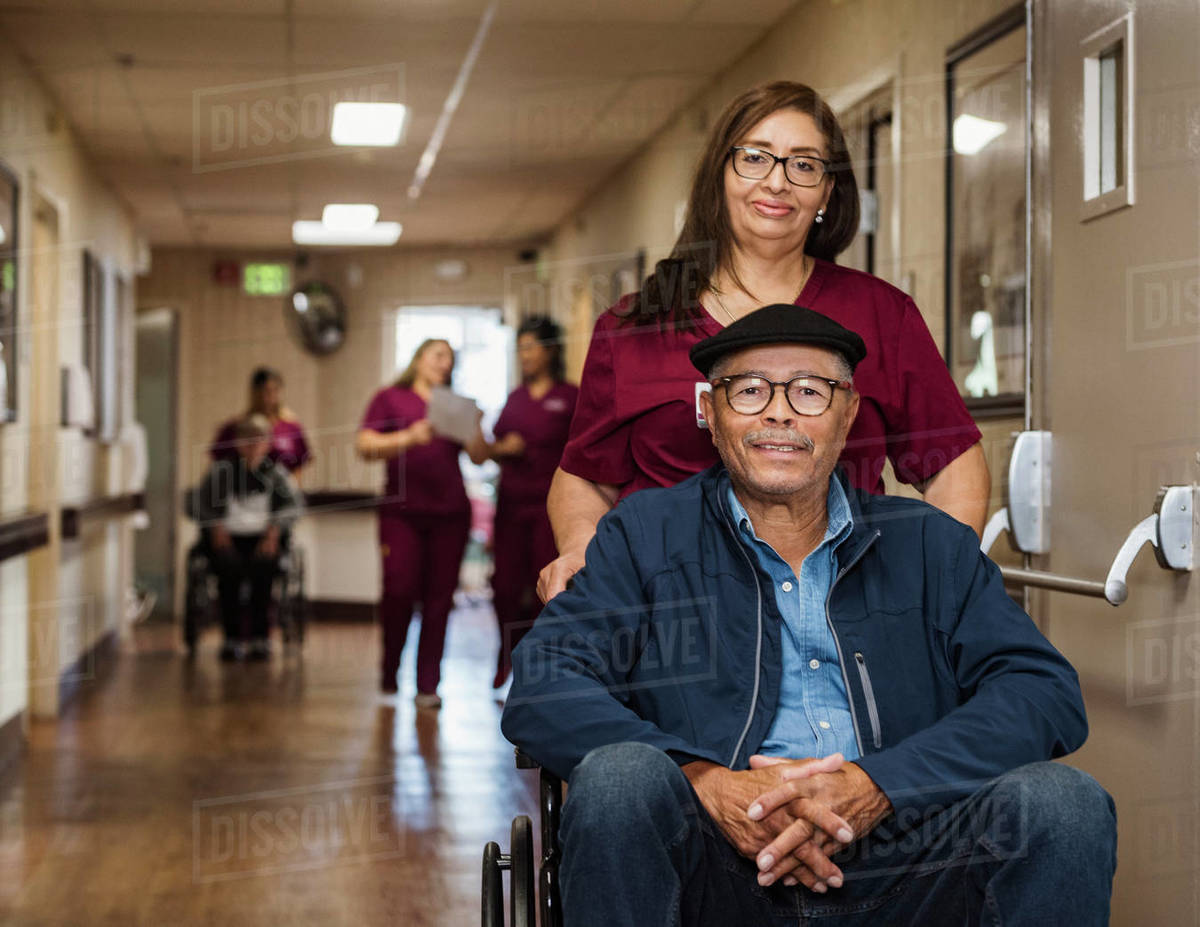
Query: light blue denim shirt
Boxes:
[{"xmin": 726, "ymin": 476, "xmax": 860, "ymax": 762}]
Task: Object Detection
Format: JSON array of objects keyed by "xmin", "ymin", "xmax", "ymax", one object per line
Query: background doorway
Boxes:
[{"xmin": 134, "ymin": 308, "xmax": 178, "ymax": 621}]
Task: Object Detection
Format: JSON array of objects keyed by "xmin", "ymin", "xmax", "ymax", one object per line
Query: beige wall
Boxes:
[
  {"xmin": 0, "ymin": 28, "xmax": 140, "ymax": 726},
  {"xmin": 139, "ymin": 244, "xmax": 534, "ymax": 606}
]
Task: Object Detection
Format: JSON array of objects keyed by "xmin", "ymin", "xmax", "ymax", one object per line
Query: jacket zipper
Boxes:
[
  {"xmin": 853, "ymin": 652, "xmax": 883, "ymax": 749},
  {"xmin": 823, "ymin": 530, "xmax": 881, "ymax": 758},
  {"xmin": 716, "ymin": 494, "xmax": 764, "ymax": 769}
]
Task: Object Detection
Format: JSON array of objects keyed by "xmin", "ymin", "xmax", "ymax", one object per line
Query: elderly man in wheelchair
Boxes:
[
  {"xmin": 185, "ymin": 414, "xmax": 304, "ymax": 660},
  {"xmin": 497, "ymin": 307, "xmax": 1117, "ymax": 927}
]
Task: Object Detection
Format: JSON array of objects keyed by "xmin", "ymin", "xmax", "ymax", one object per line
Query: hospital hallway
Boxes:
[
  {"xmin": 0, "ymin": 611, "xmax": 530, "ymax": 927},
  {"xmin": 1, "ymin": 0, "xmax": 1199, "ymax": 922}
]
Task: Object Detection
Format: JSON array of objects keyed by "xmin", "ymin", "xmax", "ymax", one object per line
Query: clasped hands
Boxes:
[{"xmin": 682, "ymin": 753, "xmax": 892, "ymax": 893}]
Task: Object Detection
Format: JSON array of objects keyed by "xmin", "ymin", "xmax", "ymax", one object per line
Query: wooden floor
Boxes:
[{"xmin": 0, "ymin": 606, "xmax": 535, "ymax": 926}]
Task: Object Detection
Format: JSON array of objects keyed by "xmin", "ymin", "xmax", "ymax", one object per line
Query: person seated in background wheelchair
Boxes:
[
  {"xmin": 189, "ymin": 414, "xmax": 302, "ymax": 661},
  {"xmin": 501, "ymin": 307, "xmax": 1117, "ymax": 927}
]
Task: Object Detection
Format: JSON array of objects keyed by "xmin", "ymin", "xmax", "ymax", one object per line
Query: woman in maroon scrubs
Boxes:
[
  {"xmin": 210, "ymin": 367, "xmax": 312, "ymax": 477},
  {"xmin": 538, "ymin": 80, "xmax": 990, "ymax": 600},
  {"xmin": 356, "ymin": 339, "xmax": 472, "ymax": 707},
  {"xmin": 478, "ymin": 318, "xmax": 577, "ymax": 688}
]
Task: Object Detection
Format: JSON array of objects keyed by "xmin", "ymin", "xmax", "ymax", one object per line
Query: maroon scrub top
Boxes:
[
  {"xmin": 210, "ymin": 416, "xmax": 312, "ymax": 473},
  {"xmin": 359, "ymin": 385, "xmax": 469, "ymax": 517},
  {"xmin": 493, "ymin": 382, "xmax": 579, "ymax": 505},
  {"xmin": 559, "ymin": 258, "xmax": 982, "ymax": 499}
]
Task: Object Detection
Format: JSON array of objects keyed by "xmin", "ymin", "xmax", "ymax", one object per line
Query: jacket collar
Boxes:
[{"xmin": 700, "ymin": 463, "xmax": 881, "ymax": 569}]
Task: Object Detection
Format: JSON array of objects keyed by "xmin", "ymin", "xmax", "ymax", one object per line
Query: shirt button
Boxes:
[
  {"xmin": 808, "ymin": 659, "xmax": 820, "ymax": 670},
  {"xmin": 781, "ymin": 581, "xmax": 794, "ymax": 593},
  {"xmin": 819, "ymin": 721, "xmax": 831, "ymax": 730}
]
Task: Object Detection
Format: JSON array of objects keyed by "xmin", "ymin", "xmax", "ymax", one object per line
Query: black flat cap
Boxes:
[{"xmin": 689, "ymin": 304, "xmax": 868, "ymax": 376}]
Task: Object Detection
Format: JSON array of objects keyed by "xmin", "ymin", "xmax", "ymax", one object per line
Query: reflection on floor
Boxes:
[{"xmin": 0, "ymin": 606, "xmax": 536, "ymax": 926}]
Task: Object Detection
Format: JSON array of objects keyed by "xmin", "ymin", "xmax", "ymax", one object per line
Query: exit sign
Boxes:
[{"xmin": 243, "ymin": 263, "xmax": 291, "ymax": 296}]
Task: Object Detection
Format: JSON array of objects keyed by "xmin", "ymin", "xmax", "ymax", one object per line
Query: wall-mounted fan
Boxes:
[{"xmin": 285, "ymin": 280, "xmax": 346, "ymax": 355}]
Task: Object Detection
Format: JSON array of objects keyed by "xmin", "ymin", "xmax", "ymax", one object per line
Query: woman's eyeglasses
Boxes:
[{"xmin": 728, "ymin": 146, "xmax": 831, "ymax": 188}]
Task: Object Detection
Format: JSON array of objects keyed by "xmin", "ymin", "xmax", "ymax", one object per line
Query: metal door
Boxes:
[{"xmin": 1031, "ymin": 2, "xmax": 1200, "ymax": 921}]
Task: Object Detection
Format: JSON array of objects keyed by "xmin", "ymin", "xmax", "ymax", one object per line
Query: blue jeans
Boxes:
[{"xmin": 559, "ymin": 742, "xmax": 1117, "ymax": 926}]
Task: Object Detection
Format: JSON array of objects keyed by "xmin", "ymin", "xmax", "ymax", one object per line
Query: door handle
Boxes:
[
  {"xmin": 981, "ymin": 508, "xmax": 1010, "ymax": 556},
  {"xmin": 1104, "ymin": 485, "xmax": 1195, "ymax": 605}
]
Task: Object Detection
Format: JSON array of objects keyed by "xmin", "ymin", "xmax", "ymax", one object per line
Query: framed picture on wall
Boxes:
[
  {"xmin": 82, "ymin": 249, "xmax": 119, "ymax": 441},
  {"xmin": 0, "ymin": 162, "xmax": 17, "ymax": 423}
]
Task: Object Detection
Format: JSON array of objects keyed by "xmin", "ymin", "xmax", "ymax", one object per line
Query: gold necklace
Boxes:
[
  {"xmin": 710, "ymin": 256, "xmax": 812, "ymax": 324},
  {"xmin": 710, "ymin": 289, "xmax": 739, "ymax": 325}
]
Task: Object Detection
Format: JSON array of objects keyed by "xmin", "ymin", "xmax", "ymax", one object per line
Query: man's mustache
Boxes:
[{"xmin": 741, "ymin": 429, "xmax": 815, "ymax": 451}]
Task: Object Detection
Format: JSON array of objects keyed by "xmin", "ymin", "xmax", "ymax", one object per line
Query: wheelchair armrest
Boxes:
[{"xmin": 514, "ymin": 747, "xmax": 540, "ymax": 770}]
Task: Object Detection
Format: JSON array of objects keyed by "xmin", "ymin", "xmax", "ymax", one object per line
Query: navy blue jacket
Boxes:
[{"xmin": 501, "ymin": 466, "xmax": 1087, "ymax": 816}]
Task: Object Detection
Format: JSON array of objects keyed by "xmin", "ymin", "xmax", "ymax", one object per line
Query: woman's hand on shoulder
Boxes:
[{"xmin": 536, "ymin": 548, "xmax": 586, "ymax": 603}]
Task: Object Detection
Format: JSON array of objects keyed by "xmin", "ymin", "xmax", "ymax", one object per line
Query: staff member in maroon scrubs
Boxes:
[
  {"xmin": 210, "ymin": 367, "xmax": 312, "ymax": 478},
  {"xmin": 477, "ymin": 317, "xmax": 578, "ymax": 688},
  {"xmin": 356, "ymin": 339, "xmax": 473, "ymax": 708},
  {"xmin": 538, "ymin": 80, "xmax": 990, "ymax": 601}
]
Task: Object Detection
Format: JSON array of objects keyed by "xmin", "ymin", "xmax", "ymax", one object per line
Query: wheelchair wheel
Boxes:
[
  {"xmin": 290, "ymin": 549, "xmax": 306, "ymax": 645},
  {"xmin": 278, "ymin": 549, "xmax": 307, "ymax": 647},
  {"xmin": 183, "ymin": 549, "xmax": 211, "ymax": 655},
  {"xmin": 277, "ymin": 570, "xmax": 294, "ymax": 645},
  {"xmin": 481, "ymin": 842, "xmax": 505, "ymax": 927},
  {"xmin": 510, "ymin": 815, "xmax": 535, "ymax": 927},
  {"xmin": 481, "ymin": 816, "xmax": 535, "ymax": 927}
]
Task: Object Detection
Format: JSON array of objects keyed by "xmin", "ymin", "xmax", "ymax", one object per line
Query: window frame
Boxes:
[{"xmin": 943, "ymin": 2, "xmax": 1029, "ymax": 418}]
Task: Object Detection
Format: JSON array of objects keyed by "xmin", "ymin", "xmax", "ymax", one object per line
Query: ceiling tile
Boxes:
[{"xmin": 2, "ymin": 0, "xmax": 794, "ymax": 248}]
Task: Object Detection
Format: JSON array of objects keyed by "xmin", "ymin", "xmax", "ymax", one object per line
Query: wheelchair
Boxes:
[
  {"xmin": 482, "ymin": 749, "xmax": 565, "ymax": 927},
  {"xmin": 182, "ymin": 533, "xmax": 307, "ymax": 655}
]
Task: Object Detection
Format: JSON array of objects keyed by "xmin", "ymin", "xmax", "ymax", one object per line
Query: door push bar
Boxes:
[{"xmin": 981, "ymin": 432, "xmax": 1196, "ymax": 605}]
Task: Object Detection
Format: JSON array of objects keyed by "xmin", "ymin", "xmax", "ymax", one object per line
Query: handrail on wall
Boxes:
[
  {"xmin": 0, "ymin": 510, "xmax": 51, "ymax": 563},
  {"xmin": 60, "ymin": 492, "xmax": 145, "ymax": 540}
]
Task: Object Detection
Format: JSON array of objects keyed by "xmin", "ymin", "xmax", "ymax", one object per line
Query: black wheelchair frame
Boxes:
[
  {"xmin": 482, "ymin": 749, "xmax": 564, "ymax": 927},
  {"xmin": 182, "ymin": 537, "xmax": 307, "ymax": 654}
]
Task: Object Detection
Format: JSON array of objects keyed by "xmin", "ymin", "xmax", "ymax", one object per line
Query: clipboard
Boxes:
[{"xmin": 427, "ymin": 386, "xmax": 481, "ymax": 444}]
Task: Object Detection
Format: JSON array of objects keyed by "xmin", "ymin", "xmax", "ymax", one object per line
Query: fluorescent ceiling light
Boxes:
[
  {"xmin": 330, "ymin": 103, "xmax": 408, "ymax": 147},
  {"xmin": 321, "ymin": 203, "xmax": 380, "ymax": 231},
  {"xmin": 292, "ymin": 220, "xmax": 402, "ymax": 246},
  {"xmin": 953, "ymin": 114, "xmax": 1007, "ymax": 155}
]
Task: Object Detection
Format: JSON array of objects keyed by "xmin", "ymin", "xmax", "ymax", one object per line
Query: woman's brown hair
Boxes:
[
  {"xmin": 395, "ymin": 338, "xmax": 455, "ymax": 388},
  {"xmin": 628, "ymin": 81, "xmax": 860, "ymax": 328}
]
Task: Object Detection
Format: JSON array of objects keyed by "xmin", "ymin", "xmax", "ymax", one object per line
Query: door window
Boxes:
[{"xmin": 945, "ymin": 8, "xmax": 1028, "ymax": 414}]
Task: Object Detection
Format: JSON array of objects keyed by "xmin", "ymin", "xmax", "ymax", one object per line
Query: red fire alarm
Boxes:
[{"xmin": 212, "ymin": 260, "xmax": 240, "ymax": 286}]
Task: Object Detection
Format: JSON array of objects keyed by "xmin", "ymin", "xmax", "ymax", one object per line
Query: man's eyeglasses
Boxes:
[
  {"xmin": 711, "ymin": 374, "xmax": 852, "ymax": 417},
  {"xmin": 728, "ymin": 146, "xmax": 831, "ymax": 187}
]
